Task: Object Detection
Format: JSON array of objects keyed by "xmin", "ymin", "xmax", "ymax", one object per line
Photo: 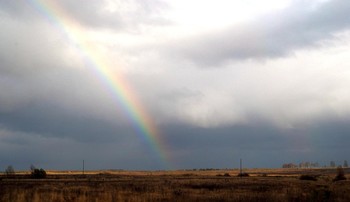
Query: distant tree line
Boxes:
[
  {"xmin": 282, "ymin": 160, "xmax": 348, "ymax": 168},
  {"xmin": 3, "ymin": 164, "xmax": 46, "ymax": 179}
]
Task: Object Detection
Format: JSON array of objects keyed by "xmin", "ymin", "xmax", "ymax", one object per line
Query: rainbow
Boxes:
[{"xmin": 28, "ymin": 0, "xmax": 170, "ymax": 169}]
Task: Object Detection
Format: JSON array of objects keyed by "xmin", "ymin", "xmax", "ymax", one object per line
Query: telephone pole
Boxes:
[
  {"xmin": 240, "ymin": 158, "xmax": 242, "ymax": 177},
  {"xmin": 83, "ymin": 160, "xmax": 85, "ymax": 175}
]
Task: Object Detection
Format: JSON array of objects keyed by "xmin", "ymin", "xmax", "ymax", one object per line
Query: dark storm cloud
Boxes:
[
  {"xmin": 0, "ymin": 102, "xmax": 122, "ymax": 142},
  {"xmin": 161, "ymin": 120, "xmax": 350, "ymax": 169},
  {"xmin": 0, "ymin": 126, "xmax": 161, "ymax": 170},
  {"xmin": 1, "ymin": 114, "xmax": 349, "ymax": 170},
  {"xmin": 169, "ymin": 0, "xmax": 350, "ymax": 66}
]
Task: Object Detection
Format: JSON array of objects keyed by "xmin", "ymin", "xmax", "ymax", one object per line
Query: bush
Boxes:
[
  {"xmin": 223, "ymin": 173, "xmax": 231, "ymax": 177},
  {"xmin": 31, "ymin": 168, "xmax": 47, "ymax": 179},
  {"xmin": 237, "ymin": 172, "xmax": 249, "ymax": 177},
  {"xmin": 261, "ymin": 173, "xmax": 268, "ymax": 177},
  {"xmin": 300, "ymin": 175, "xmax": 317, "ymax": 181},
  {"xmin": 333, "ymin": 166, "xmax": 346, "ymax": 182}
]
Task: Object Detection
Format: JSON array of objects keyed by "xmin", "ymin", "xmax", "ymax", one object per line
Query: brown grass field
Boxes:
[{"xmin": 1, "ymin": 168, "xmax": 349, "ymax": 201}]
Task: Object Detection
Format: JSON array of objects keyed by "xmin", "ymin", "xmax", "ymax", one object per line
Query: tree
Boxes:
[
  {"xmin": 5, "ymin": 165, "xmax": 15, "ymax": 176},
  {"xmin": 330, "ymin": 161, "xmax": 336, "ymax": 168},
  {"xmin": 344, "ymin": 160, "xmax": 348, "ymax": 168},
  {"xmin": 31, "ymin": 168, "xmax": 47, "ymax": 179}
]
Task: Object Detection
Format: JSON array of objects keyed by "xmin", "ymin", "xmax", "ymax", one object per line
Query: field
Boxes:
[{"xmin": 1, "ymin": 168, "xmax": 349, "ymax": 201}]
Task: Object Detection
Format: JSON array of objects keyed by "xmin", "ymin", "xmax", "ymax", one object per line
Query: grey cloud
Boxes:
[
  {"xmin": 0, "ymin": 0, "xmax": 169, "ymax": 34},
  {"xmin": 53, "ymin": 0, "xmax": 124, "ymax": 29},
  {"xmin": 0, "ymin": 13, "xmax": 127, "ymax": 120},
  {"xmin": 169, "ymin": 0, "xmax": 350, "ymax": 66},
  {"xmin": 0, "ymin": 0, "xmax": 169, "ymax": 32},
  {"xmin": 159, "ymin": 88, "xmax": 203, "ymax": 102},
  {"xmin": 155, "ymin": 88, "xmax": 204, "ymax": 123},
  {"xmin": 0, "ymin": 1, "xmax": 36, "ymax": 19},
  {"xmin": 0, "ymin": 20, "xmax": 67, "ymax": 76},
  {"xmin": 126, "ymin": 48, "xmax": 350, "ymax": 128}
]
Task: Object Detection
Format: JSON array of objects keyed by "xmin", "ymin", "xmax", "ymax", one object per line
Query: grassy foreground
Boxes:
[{"xmin": 0, "ymin": 168, "xmax": 349, "ymax": 201}]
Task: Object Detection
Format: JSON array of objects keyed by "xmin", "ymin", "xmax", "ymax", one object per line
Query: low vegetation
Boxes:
[
  {"xmin": 237, "ymin": 172, "xmax": 250, "ymax": 177},
  {"xmin": 299, "ymin": 175, "xmax": 317, "ymax": 181},
  {"xmin": 333, "ymin": 166, "xmax": 347, "ymax": 181},
  {"xmin": 0, "ymin": 168, "xmax": 349, "ymax": 201}
]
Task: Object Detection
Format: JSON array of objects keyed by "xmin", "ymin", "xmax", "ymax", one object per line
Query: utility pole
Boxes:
[
  {"xmin": 83, "ymin": 160, "xmax": 85, "ymax": 175},
  {"xmin": 240, "ymin": 158, "xmax": 242, "ymax": 178}
]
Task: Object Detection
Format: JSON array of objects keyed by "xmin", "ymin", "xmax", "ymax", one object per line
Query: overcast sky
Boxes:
[{"xmin": 1, "ymin": 0, "xmax": 350, "ymax": 171}]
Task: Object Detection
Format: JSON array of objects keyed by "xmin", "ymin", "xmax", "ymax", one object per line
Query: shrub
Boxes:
[
  {"xmin": 31, "ymin": 168, "xmax": 47, "ymax": 179},
  {"xmin": 223, "ymin": 173, "xmax": 231, "ymax": 177},
  {"xmin": 300, "ymin": 175, "xmax": 317, "ymax": 181},
  {"xmin": 237, "ymin": 172, "xmax": 249, "ymax": 177},
  {"xmin": 333, "ymin": 166, "xmax": 346, "ymax": 181}
]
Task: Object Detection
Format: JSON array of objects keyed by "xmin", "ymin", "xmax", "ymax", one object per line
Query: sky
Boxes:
[{"xmin": 1, "ymin": 0, "xmax": 350, "ymax": 171}]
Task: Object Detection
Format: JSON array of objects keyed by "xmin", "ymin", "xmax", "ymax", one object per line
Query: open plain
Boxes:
[{"xmin": 1, "ymin": 168, "xmax": 349, "ymax": 202}]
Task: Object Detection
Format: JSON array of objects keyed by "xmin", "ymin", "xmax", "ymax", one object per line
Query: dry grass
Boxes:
[{"xmin": 1, "ymin": 168, "xmax": 349, "ymax": 202}]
